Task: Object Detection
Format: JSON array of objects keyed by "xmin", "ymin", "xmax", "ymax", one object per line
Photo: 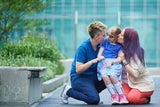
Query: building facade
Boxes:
[{"xmin": 31, "ymin": 0, "xmax": 160, "ymax": 67}]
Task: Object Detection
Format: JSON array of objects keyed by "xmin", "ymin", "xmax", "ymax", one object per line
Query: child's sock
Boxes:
[
  {"xmin": 114, "ymin": 82, "xmax": 124, "ymax": 94},
  {"xmin": 106, "ymin": 83, "xmax": 117, "ymax": 95}
]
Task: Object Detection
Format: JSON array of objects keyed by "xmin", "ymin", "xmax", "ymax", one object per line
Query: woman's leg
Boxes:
[
  {"xmin": 127, "ymin": 88, "xmax": 153, "ymax": 104},
  {"xmin": 67, "ymin": 75, "xmax": 100, "ymax": 105},
  {"xmin": 122, "ymin": 83, "xmax": 131, "ymax": 96}
]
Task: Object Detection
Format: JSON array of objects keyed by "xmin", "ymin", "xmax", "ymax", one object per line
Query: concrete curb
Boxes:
[
  {"xmin": 147, "ymin": 68, "xmax": 160, "ymax": 75},
  {"xmin": 42, "ymin": 59, "xmax": 72, "ymax": 93},
  {"xmin": 42, "ymin": 74, "xmax": 69, "ymax": 93}
]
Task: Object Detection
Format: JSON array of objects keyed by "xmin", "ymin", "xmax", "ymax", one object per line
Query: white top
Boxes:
[{"xmin": 122, "ymin": 55, "xmax": 154, "ymax": 92}]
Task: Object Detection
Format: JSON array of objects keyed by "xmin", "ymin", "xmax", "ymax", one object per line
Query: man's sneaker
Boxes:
[
  {"xmin": 119, "ymin": 94, "xmax": 128, "ymax": 104},
  {"xmin": 99, "ymin": 101, "xmax": 103, "ymax": 104},
  {"xmin": 60, "ymin": 84, "xmax": 71, "ymax": 104},
  {"xmin": 61, "ymin": 95, "xmax": 69, "ymax": 104},
  {"xmin": 111, "ymin": 94, "xmax": 119, "ymax": 105}
]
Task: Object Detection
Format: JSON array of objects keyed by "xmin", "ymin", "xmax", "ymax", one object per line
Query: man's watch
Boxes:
[{"xmin": 123, "ymin": 61, "xmax": 129, "ymax": 66}]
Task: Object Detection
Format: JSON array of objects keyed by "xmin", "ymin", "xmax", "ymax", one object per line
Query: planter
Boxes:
[
  {"xmin": 43, "ymin": 74, "xmax": 68, "ymax": 93},
  {"xmin": 42, "ymin": 59, "xmax": 73, "ymax": 93},
  {"xmin": 0, "ymin": 66, "xmax": 46, "ymax": 107}
]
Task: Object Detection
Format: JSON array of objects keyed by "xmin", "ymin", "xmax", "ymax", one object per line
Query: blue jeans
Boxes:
[{"xmin": 67, "ymin": 74, "xmax": 106, "ymax": 105}]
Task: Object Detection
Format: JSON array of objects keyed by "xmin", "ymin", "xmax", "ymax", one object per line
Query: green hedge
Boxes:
[{"xmin": 0, "ymin": 32, "xmax": 64, "ymax": 82}]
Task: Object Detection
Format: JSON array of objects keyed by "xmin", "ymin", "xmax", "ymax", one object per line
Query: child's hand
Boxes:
[
  {"xmin": 106, "ymin": 60, "xmax": 113, "ymax": 67},
  {"xmin": 92, "ymin": 58, "xmax": 98, "ymax": 64},
  {"xmin": 97, "ymin": 56, "xmax": 105, "ymax": 61}
]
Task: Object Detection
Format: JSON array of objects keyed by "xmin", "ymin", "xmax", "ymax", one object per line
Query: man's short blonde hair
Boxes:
[{"xmin": 87, "ymin": 21, "xmax": 107, "ymax": 38}]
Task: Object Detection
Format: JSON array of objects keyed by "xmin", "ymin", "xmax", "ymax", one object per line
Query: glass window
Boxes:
[
  {"xmin": 54, "ymin": 1, "xmax": 62, "ymax": 15},
  {"xmin": 75, "ymin": 0, "xmax": 82, "ymax": 10},
  {"xmin": 121, "ymin": 18, "xmax": 158, "ymax": 67},
  {"xmin": 121, "ymin": 0, "xmax": 130, "ymax": 15},
  {"xmin": 133, "ymin": 0, "xmax": 143, "ymax": 13},
  {"xmin": 146, "ymin": 0, "xmax": 157, "ymax": 15},
  {"xmin": 105, "ymin": 17, "xmax": 119, "ymax": 27},
  {"xmin": 75, "ymin": 0, "xmax": 82, "ymax": 5},
  {"xmin": 30, "ymin": 0, "xmax": 160, "ymax": 66},
  {"xmin": 143, "ymin": 19, "xmax": 157, "ymax": 67},
  {"xmin": 106, "ymin": 1, "xmax": 119, "ymax": 15},
  {"xmin": 54, "ymin": 19, "xmax": 62, "ymax": 48},
  {"xmin": 121, "ymin": 19, "xmax": 130, "ymax": 28},
  {"xmin": 96, "ymin": 0, "xmax": 105, "ymax": 15},
  {"xmin": 85, "ymin": 1, "xmax": 95, "ymax": 14},
  {"xmin": 60, "ymin": 19, "xmax": 74, "ymax": 56},
  {"xmin": 63, "ymin": 1, "xmax": 72, "ymax": 14}
]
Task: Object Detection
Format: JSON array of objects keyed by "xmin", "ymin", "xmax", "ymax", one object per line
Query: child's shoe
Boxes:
[
  {"xmin": 111, "ymin": 94, "xmax": 119, "ymax": 105},
  {"xmin": 119, "ymin": 94, "xmax": 128, "ymax": 104}
]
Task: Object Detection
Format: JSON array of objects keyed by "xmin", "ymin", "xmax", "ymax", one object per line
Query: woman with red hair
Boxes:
[{"xmin": 117, "ymin": 27, "xmax": 154, "ymax": 104}]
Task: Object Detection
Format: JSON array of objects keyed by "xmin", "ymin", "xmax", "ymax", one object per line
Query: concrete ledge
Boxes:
[
  {"xmin": 0, "ymin": 67, "xmax": 46, "ymax": 107},
  {"xmin": 42, "ymin": 74, "xmax": 69, "ymax": 93},
  {"xmin": 42, "ymin": 59, "xmax": 73, "ymax": 93},
  {"xmin": 147, "ymin": 68, "xmax": 160, "ymax": 75},
  {"xmin": 60, "ymin": 59, "xmax": 73, "ymax": 73}
]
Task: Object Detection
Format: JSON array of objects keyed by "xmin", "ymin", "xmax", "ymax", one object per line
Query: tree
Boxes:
[{"xmin": 0, "ymin": 0, "xmax": 47, "ymax": 43}]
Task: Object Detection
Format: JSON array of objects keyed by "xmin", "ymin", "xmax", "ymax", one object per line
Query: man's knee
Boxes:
[{"xmin": 86, "ymin": 96, "xmax": 100, "ymax": 105}]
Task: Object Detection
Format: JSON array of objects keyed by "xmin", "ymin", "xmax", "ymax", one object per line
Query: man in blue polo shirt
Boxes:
[{"xmin": 60, "ymin": 21, "xmax": 107, "ymax": 105}]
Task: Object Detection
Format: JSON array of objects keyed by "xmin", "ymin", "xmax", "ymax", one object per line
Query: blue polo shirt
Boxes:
[{"xmin": 70, "ymin": 39, "xmax": 99, "ymax": 77}]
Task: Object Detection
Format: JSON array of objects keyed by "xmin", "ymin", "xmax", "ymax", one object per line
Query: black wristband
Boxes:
[{"xmin": 123, "ymin": 61, "xmax": 129, "ymax": 66}]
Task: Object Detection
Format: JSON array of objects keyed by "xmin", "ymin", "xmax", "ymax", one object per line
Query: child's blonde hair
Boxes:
[
  {"xmin": 107, "ymin": 26, "xmax": 121, "ymax": 43},
  {"xmin": 108, "ymin": 26, "xmax": 121, "ymax": 37}
]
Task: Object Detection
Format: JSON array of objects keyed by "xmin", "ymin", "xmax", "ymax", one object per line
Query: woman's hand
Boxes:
[{"xmin": 119, "ymin": 52, "xmax": 126, "ymax": 62}]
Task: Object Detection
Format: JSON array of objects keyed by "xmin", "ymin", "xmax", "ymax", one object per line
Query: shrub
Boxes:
[{"xmin": 0, "ymin": 32, "xmax": 64, "ymax": 81}]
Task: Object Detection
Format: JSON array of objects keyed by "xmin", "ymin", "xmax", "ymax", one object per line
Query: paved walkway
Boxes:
[{"xmin": 34, "ymin": 76, "xmax": 160, "ymax": 107}]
